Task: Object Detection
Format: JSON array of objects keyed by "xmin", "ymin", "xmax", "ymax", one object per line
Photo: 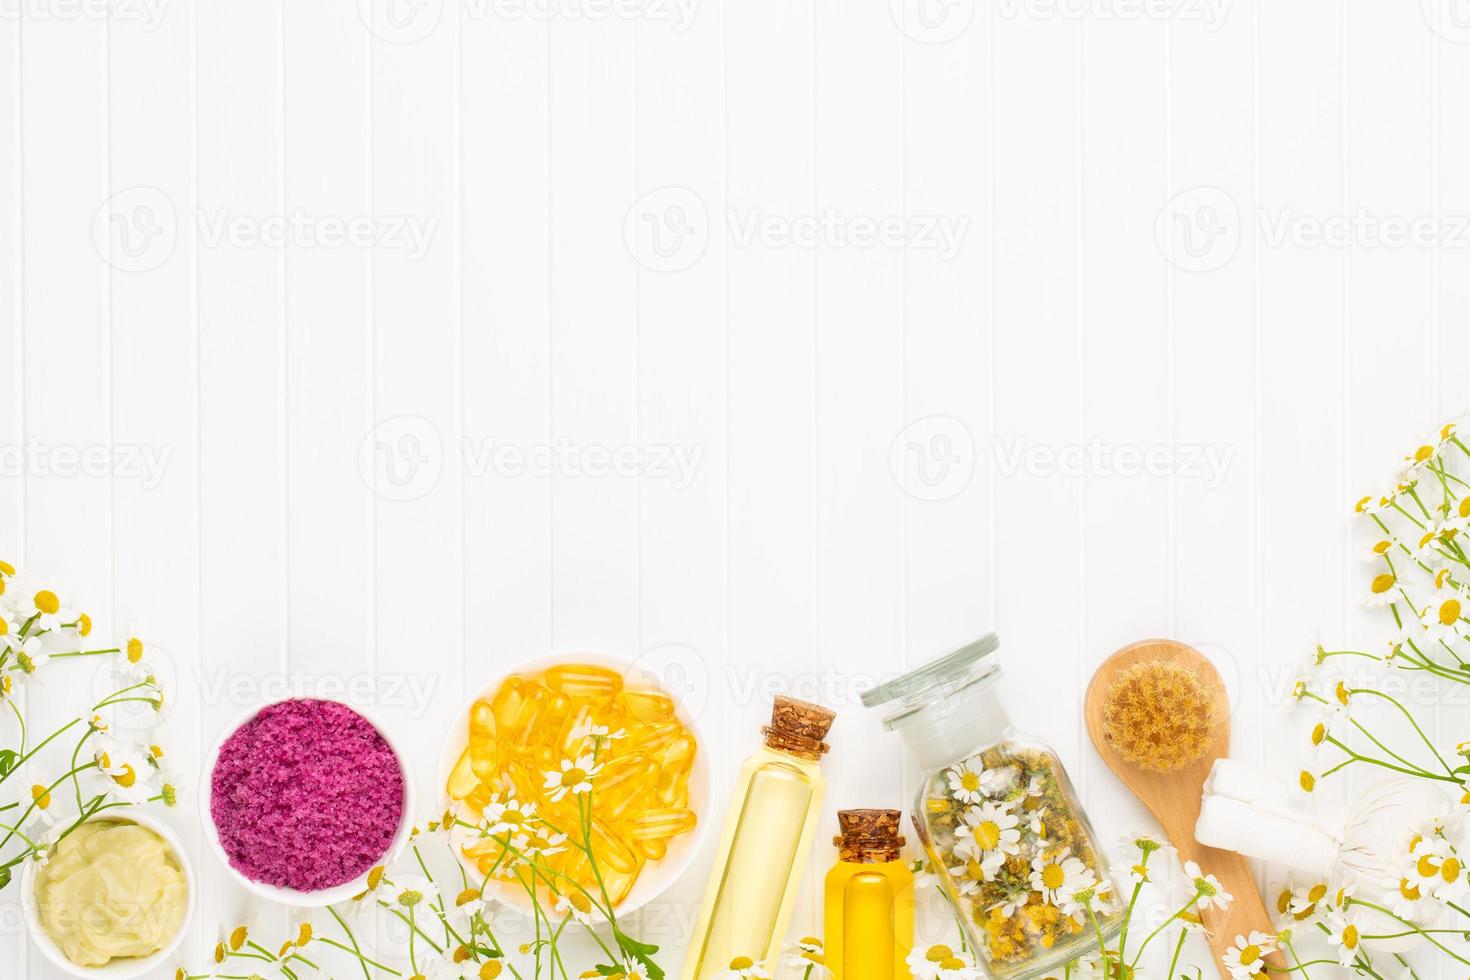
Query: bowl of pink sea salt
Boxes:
[{"xmin": 200, "ymin": 697, "xmax": 415, "ymax": 906}]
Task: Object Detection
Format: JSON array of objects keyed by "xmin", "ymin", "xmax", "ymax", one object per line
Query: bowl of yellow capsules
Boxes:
[
  {"xmin": 437, "ymin": 651, "xmax": 711, "ymax": 918},
  {"xmin": 22, "ymin": 810, "xmax": 194, "ymax": 980}
]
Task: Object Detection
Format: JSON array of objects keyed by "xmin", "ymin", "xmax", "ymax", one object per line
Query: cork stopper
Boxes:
[
  {"xmin": 761, "ymin": 695, "xmax": 835, "ymax": 760},
  {"xmin": 834, "ymin": 809, "xmax": 905, "ymax": 863}
]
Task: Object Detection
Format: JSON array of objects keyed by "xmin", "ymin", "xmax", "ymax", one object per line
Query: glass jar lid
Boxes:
[{"xmin": 860, "ymin": 633, "xmax": 1001, "ymax": 714}]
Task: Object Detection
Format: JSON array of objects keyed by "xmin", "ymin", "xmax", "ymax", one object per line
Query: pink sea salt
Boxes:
[{"xmin": 210, "ymin": 698, "xmax": 405, "ymax": 892}]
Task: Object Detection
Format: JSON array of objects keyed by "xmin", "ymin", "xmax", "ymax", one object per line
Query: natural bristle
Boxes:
[{"xmin": 1101, "ymin": 660, "xmax": 1217, "ymax": 772}]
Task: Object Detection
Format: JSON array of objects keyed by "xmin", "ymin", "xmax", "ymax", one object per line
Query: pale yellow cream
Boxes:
[{"xmin": 36, "ymin": 820, "xmax": 187, "ymax": 967}]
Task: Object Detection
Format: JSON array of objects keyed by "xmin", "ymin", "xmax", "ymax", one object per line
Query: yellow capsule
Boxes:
[
  {"xmin": 627, "ymin": 807, "xmax": 696, "ymax": 841},
  {"xmin": 598, "ymin": 756, "xmax": 658, "ymax": 813},
  {"xmin": 628, "ymin": 719, "xmax": 680, "ymax": 755},
  {"xmin": 656, "ymin": 734, "xmax": 696, "ymax": 806},
  {"xmin": 622, "ymin": 688, "xmax": 674, "ymax": 723},
  {"xmin": 637, "ymin": 838, "xmax": 667, "ymax": 861},
  {"xmin": 591, "ymin": 818, "xmax": 640, "ymax": 875},
  {"xmin": 509, "ymin": 682, "xmax": 548, "ymax": 752},
  {"xmin": 469, "ymin": 701, "xmax": 497, "ymax": 778},
  {"xmin": 448, "ymin": 747, "xmax": 478, "ymax": 800},
  {"xmin": 489, "ymin": 676, "xmax": 527, "ymax": 731},
  {"xmin": 544, "ymin": 663, "xmax": 623, "ymax": 699}
]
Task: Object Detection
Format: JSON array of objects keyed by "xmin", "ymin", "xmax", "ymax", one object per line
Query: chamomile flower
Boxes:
[
  {"xmin": 20, "ymin": 586, "xmax": 70, "ymax": 633},
  {"xmin": 543, "ymin": 754, "xmax": 602, "ymax": 803},
  {"xmin": 568, "ymin": 719, "xmax": 627, "ymax": 744},
  {"xmin": 553, "ymin": 890, "xmax": 595, "ymax": 926},
  {"xmin": 1325, "ymin": 911, "xmax": 1366, "ymax": 967},
  {"xmin": 1030, "ymin": 848, "xmax": 1094, "ymax": 907},
  {"xmin": 953, "ymin": 802, "xmax": 1020, "ymax": 863},
  {"xmin": 1184, "ymin": 860, "xmax": 1233, "ymax": 912},
  {"xmin": 1417, "ymin": 587, "xmax": 1467, "ymax": 642},
  {"xmin": 783, "ymin": 937, "xmax": 825, "ymax": 973},
  {"xmin": 519, "ymin": 829, "xmax": 567, "ymax": 860},
  {"xmin": 1222, "ymin": 931, "xmax": 1276, "ymax": 979},
  {"xmin": 93, "ymin": 736, "xmax": 153, "ymax": 803},
  {"xmin": 388, "ymin": 875, "xmax": 439, "ymax": 910},
  {"xmin": 907, "ymin": 945, "xmax": 978, "ymax": 980},
  {"xmin": 1276, "ymin": 881, "xmax": 1329, "ymax": 923},
  {"xmin": 945, "ymin": 757, "xmax": 996, "ymax": 805},
  {"xmin": 722, "ymin": 956, "xmax": 770, "ymax": 980},
  {"xmin": 6, "ymin": 634, "xmax": 46, "ymax": 674},
  {"xmin": 1307, "ymin": 700, "xmax": 1349, "ymax": 749},
  {"xmin": 482, "ymin": 796, "xmax": 538, "ymax": 837},
  {"xmin": 1385, "ymin": 873, "xmax": 1426, "ymax": 920},
  {"xmin": 1365, "ymin": 572, "xmax": 1400, "ymax": 607}
]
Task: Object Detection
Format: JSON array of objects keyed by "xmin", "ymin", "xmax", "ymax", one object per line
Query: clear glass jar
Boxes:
[{"xmin": 862, "ymin": 636, "xmax": 1119, "ymax": 980}]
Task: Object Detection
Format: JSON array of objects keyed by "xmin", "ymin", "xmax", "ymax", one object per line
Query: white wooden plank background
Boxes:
[{"xmin": 3, "ymin": 1, "xmax": 1468, "ymax": 976}]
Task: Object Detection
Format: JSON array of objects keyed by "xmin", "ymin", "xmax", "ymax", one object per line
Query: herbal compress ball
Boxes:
[
  {"xmin": 210, "ymin": 699, "xmax": 404, "ymax": 891},
  {"xmin": 1101, "ymin": 660, "xmax": 1217, "ymax": 773}
]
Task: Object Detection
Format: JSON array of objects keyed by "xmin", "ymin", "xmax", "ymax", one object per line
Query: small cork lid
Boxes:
[
  {"xmin": 762, "ymin": 695, "xmax": 836, "ymax": 760},
  {"xmin": 834, "ymin": 808, "xmax": 905, "ymax": 863}
]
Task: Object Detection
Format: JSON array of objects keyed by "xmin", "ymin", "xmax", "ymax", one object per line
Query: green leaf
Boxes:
[
  {"xmin": 0, "ymin": 749, "xmax": 16, "ymax": 778},
  {"xmin": 615, "ymin": 929, "xmax": 664, "ymax": 980},
  {"xmin": 0, "ymin": 866, "xmax": 10, "ymax": 890}
]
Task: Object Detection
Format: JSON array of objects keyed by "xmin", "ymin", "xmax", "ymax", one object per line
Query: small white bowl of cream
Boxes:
[{"xmin": 22, "ymin": 809, "xmax": 195, "ymax": 980}]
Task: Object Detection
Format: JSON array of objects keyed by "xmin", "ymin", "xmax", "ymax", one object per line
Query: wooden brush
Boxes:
[{"xmin": 1085, "ymin": 639, "xmax": 1281, "ymax": 980}]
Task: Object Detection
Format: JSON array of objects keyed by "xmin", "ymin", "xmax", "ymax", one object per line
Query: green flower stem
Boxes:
[
  {"xmin": 1348, "ymin": 898, "xmax": 1470, "ymax": 967},
  {"xmin": 326, "ymin": 904, "xmax": 382, "ymax": 980},
  {"xmin": 1130, "ymin": 890, "xmax": 1204, "ymax": 969},
  {"xmin": 0, "ymin": 716, "xmax": 80, "ymax": 787},
  {"xmin": 1348, "ymin": 687, "xmax": 1456, "ymax": 774},
  {"xmin": 1282, "ymin": 936, "xmax": 1311, "ymax": 980},
  {"xmin": 1165, "ymin": 929, "xmax": 1186, "ymax": 980}
]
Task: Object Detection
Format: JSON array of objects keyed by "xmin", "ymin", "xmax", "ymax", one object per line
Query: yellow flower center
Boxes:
[
  {"xmin": 0, "ymin": 560, "xmax": 14, "ymax": 575},
  {"xmin": 729, "ymin": 957, "xmax": 754, "ymax": 971},
  {"xmin": 34, "ymin": 590, "xmax": 59, "ymax": 614},
  {"xmin": 1276, "ymin": 889, "xmax": 1292, "ymax": 915},
  {"xmin": 112, "ymin": 764, "xmax": 138, "ymax": 789},
  {"xmin": 1439, "ymin": 598, "xmax": 1462, "ymax": 627},
  {"xmin": 974, "ymin": 820, "xmax": 1002, "ymax": 850},
  {"xmin": 503, "ymin": 809, "xmax": 526, "ymax": 825},
  {"xmin": 1414, "ymin": 445, "xmax": 1435, "ymax": 463},
  {"xmin": 127, "ymin": 638, "xmax": 144, "ymax": 663},
  {"xmin": 1418, "ymin": 855, "xmax": 1440, "ymax": 877},
  {"xmin": 1308, "ymin": 883, "xmax": 1327, "ymax": 903},
  {"xmin": 1299, "ymin": 771, "xmax": 1316, "ymax": 792},
  {"xmin": 925, "ymin": 946, "xmax": 954, "ymax": 963},
  {"xmin": 940, "ymin": 958, "xmax": 966, "ymax": 971},
  {"xmin": 1399, "ymin": 879, "xmax": 1421, "ymax": 900},
  {"xmin": 1371, "ymin": 573, "xmax": 1395, "ymax": 594},
  {"xmin": 1372, "ymin": 540, "xmax": 1391, "ymax": 555},
  {"xmin": 959, "ymin": 771, "xmax": 981, "ymax": 792},
  {"xmin": 1311, "ymin": 723, "xmax": 1325, "ymax": 745},
  {"xmin": 0, "ymin": 618, "xmax": 7, "ymax": 636},
  {"xmin": 1334, "ymin": 681, "xmax": 1350, "ymax": 705},
  {"xmin": 1341, "ymin": 924, "xmax": 1358, "ymax": 949},
  {"xmin": 481, "ymin": 963, "xmax": 504, "ymax": 980},
  {"xmin": 78, "ymin": 613, "xmax": 92, "ymax": 636},
  {"xmin": 1461, "ymin": 497, "xmax": 1470, "ymax": 519},
  {"xmin": 1041, "ymin": 863, "xmax": 1066, "ymax": 890},
  {"xmin": 1239, "ymin": 945, "xmax": 1260, "ymax": 967},
  {"xmin": 31, "ymin": 784, "xmax": 51, "ymax": 810},
  {"xmin": 1441, "ymin": 857, "xmax": 1461, "ymax": 883},
  {"xmin": 560, "ymin": 767, "xmax": 587, "ymax": 788}
]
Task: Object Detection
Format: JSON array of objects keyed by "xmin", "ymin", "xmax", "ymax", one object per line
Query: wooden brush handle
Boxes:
[{"xmin": 1165, "ymin": 819, "xmax": 1284, "ymax": 977}]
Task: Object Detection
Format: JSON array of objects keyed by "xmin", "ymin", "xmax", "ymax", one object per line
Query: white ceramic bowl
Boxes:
[
  {"xmin": 199, "ymin": 697, "xmax": 416, "ymax": 907},
  {"xmin": 437, "ymin": 650, "xmax": 711, "ymax": 918},
  {"xmin": 22, "ymin": 809, "xmax": 196, "ymax": 980}
]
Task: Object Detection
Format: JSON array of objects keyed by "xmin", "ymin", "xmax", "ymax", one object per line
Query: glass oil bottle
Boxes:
[
  {"xmin": 824, "ymin": 809, "xmax": 913, "ymax": 980},
  {"xmin": 861, "ymin": 635, "xmax": 1119, "ymax": 980},
  {"xmin": 680, "ymin": 695, "xmax": 836, "ymax": 980}
]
